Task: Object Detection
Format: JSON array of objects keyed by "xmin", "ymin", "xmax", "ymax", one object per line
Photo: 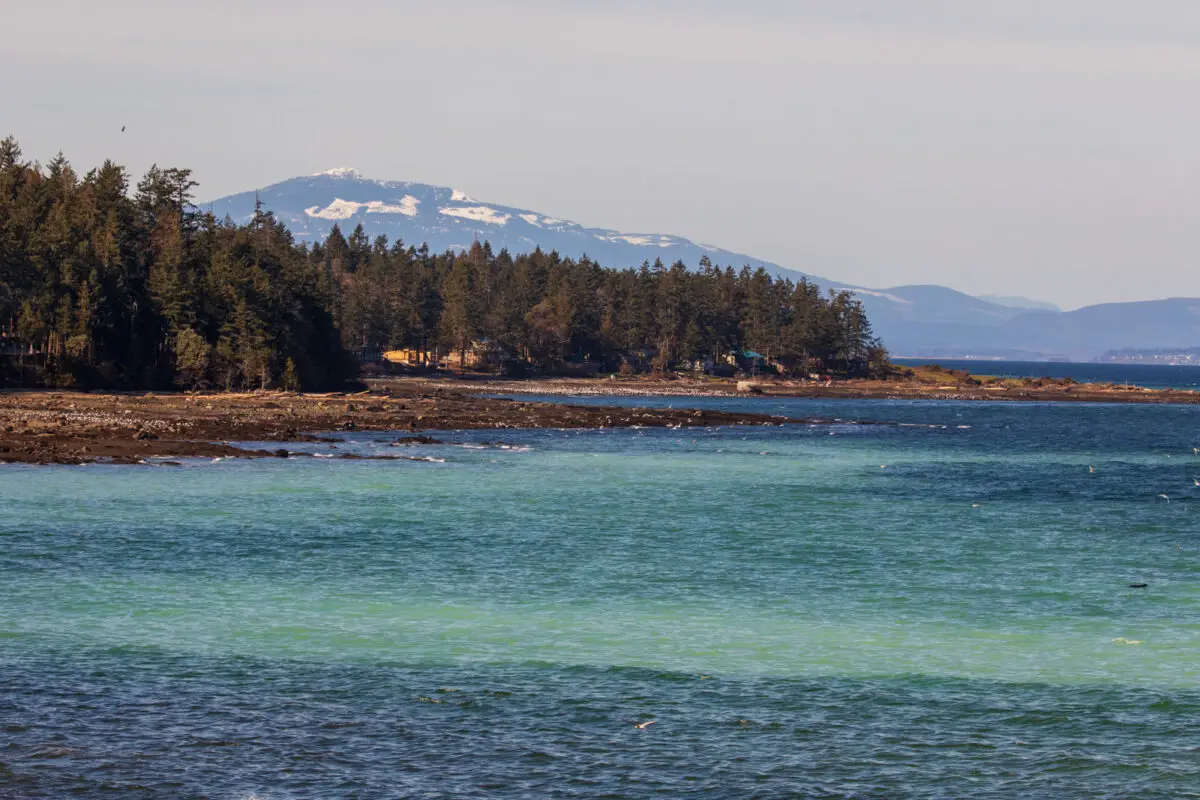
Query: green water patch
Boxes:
[{"xmin": 4, "ymin": 579, "xmax": 1197, "ymax": 688}]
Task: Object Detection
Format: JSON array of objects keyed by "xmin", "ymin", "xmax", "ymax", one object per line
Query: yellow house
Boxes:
[
  {"xmin": 383, "ymin": 348, "xmax": 438, "ymax": 367},
  {"xmin": 384, "ymin": 340, "xmax": 510, "ymax": 370}
]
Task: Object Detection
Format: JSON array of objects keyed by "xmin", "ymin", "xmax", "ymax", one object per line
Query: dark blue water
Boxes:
[
  {"xmin": 893, "ymin": 358, "xmax": 1200, "ymax": 390},
  {"xmin": 3, "ymin": 398, "xmax": 1200, "ymax": 798}
]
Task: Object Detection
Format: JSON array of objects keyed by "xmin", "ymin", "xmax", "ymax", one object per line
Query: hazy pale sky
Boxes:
[{"xmin": 5, "ymin": 0, "xmax": 1200, "ymax": 308}]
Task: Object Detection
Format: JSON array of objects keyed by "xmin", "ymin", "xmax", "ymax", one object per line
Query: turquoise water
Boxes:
[{"xmin": 2, "ymin": 398, "xmax": 1199, "ymax": 798}]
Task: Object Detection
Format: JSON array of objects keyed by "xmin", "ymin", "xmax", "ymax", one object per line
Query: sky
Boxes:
[{"xmin": 4, "ymin": 0, "xmax": 1200, "ymax": 309}]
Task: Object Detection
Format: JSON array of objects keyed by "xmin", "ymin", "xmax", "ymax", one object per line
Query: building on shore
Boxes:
[{"xmin": 383, "ymin": 339, "xmax": 513, "ymax": 371}]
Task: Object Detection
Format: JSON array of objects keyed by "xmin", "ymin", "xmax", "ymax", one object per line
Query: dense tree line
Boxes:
[
  {"xmin": 0, "ymin": 140, "xmax": 352, "ymax": 389},
  {"xmin": 1, "ymin": 140, "xmax": 887, "ymax": 389},
  {"xmin": 324, "ymin": 231, "xmax": 887, "ymax": 377}
]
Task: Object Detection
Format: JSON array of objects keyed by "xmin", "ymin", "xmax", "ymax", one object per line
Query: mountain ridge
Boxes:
[{"xmin": 208, "ymin": 169, "xmax": 812, "ymax": 284}]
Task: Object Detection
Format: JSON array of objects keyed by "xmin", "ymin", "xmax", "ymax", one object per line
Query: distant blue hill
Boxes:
[
  {"xmin": 980, "ymin": 295, "xmax": 1062, "ymax": 313},
  {"xmin": 204, "ymin": 170, "xmax": 1199, "ymax": 361}
]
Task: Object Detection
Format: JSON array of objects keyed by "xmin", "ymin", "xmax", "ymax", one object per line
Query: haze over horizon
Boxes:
[{"xmin": 5, "ymin": 0, "xmax": 1200, "ymax": 310}]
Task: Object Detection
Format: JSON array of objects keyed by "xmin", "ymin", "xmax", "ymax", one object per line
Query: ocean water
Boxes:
[
  {"xmin": 892, "ymin": 358, "xmax": 1200, "ymax": 390},
  {"xmin": 2, "ymin": 398, "xmax": 1199, "ymax": 799}
]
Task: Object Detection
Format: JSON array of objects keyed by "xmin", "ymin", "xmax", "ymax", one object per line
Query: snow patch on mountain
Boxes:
[
  {"xmin": 439, "ymin": 205, "xmax": 511, "ymax": 226},
  {"xmin": 593, "ymin": 233, "xmax": 677, "ymax": 248},
  {"xmin": 519, "ymin": 213, "xmax": 579, "ymax": 229},
  {"xmin": 305, "ymin": 199, "xmax": 364, "ymax": 221},
  {"xmin": 313, "ymin": 167, "xmax": 362, "ymax": 178},
  {"xmin": 305, "ymin": 196, "xmax": 420, "ymax": 220}
]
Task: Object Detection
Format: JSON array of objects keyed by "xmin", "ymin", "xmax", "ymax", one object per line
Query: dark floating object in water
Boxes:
[
  {"xmin": 1128, "ymin": 583, "xmax": 1148, "ymax": 589},
  {"xmin": 391, "ymin": 435, "xmax": 444, "ymax": 446}
]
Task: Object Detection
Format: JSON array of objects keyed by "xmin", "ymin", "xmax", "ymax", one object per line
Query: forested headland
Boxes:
[{"xmin": 0, "ymin": 140, "xmax": 888, "ymax": 390}]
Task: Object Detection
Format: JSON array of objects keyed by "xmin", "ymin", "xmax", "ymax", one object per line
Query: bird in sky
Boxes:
[{"xmin": 121, "ymin": 126, "xmax": 125, "ymax": 132}]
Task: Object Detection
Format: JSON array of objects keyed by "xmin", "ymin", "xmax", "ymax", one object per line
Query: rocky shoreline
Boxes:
[
  {"xmin": 0, "ymin": 384, "xmax": 802, "ymax": 466},
  {"xmin": 4, "ymin": 373, "xmax": 1197, "ymax": 466}
]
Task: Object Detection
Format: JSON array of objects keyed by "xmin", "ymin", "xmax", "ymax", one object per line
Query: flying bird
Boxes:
[
  {"xmin": 1158, "ymin": 494, "xmax": 1170, "ymax": 503},
  {"xmin": 634, "ymin": 720, "xmax": 657, "ymax": 729},
  {"xmin": 1089, "ymin": 466, "xmax": 1095, "ymax": 473},
  {"xmin": 121, "ymin": 126, "xmax": 125, "ymax": 132}
]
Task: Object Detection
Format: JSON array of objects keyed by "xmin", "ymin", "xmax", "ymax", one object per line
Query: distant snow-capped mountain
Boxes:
[
  {"xmin": 207, "ymin": 168, "xmax": 762, "ymax": 281},
  {"xmin": 204, "ymin": 170, "xmax": 1200, "ymax": 361}
]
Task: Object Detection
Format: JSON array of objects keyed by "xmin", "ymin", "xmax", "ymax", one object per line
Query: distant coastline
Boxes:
[
  {"xmin": 892, "ymin": 358, "xmax": 1200, "ymax": 391},
  {"xmin": 415, "ymin": 372, "xmax": 1200, "ymax": 404}
]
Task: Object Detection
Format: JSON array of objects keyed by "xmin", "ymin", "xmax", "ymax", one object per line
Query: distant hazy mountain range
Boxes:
[
  {"xmin": 978, "ymin": 295, "xmax": 1062, "ymax": 313},
  {"xmin": 206, "ymin": 169, "xmax": 1200, "ymax": 361}
]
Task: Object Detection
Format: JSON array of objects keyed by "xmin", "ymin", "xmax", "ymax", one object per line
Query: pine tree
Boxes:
[{"xmin": 281, "ymin": 357, "xmax": 300, "ymax": 392}]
